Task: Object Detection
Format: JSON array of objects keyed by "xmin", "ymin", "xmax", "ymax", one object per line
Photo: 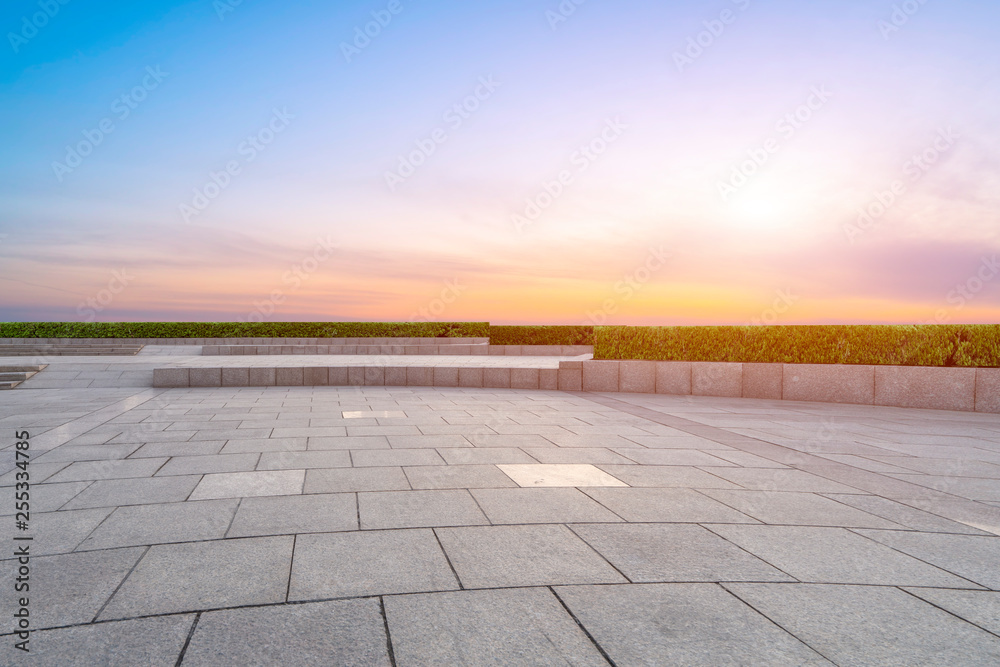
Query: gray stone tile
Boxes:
[
  {"xmin": 583, "ymin": 487, "xmax": 757, "ymax": 523},
  {"xmin": 183, "ymin": 598, "xmax": 391, "ymax": 666},
  {"xmin": 471, "ymin": 488, "xmax": 625, "ymax": 524},
  {"xmin": 35, "ymin": 444, "xmax": 140, "ymax": 463},
  {"xmin": 77, "ymin": 499, "xmax": 238, "ymax": 550},
  {"xmin": 904, "ymin": 588, "xmax": 1000, "ymax": 635},
  {"xmin": 257, "ymin": 450, "xmax": 352, "ymax": 470},
  {"xmin": 888, "ymin": 474, "xmax": 1000, "ymax": 502},
  {"xmin": 542, "ymin": 433, "xmax": 640, "ymax": 448},
  {"xmin": 521, "ymin": 447, "xmax": 635, "ymax": 464},
  {"xmin": 220, "ymin": 437, "xmax": 307, "ymax": 453},
  {"xmin": 385, "ymin": 588, "xmax": 608, "ymax": 666},
  {"xmin": 822, "ymin": 493, "xmax": 992, "ymax": 534},
  {"xmin": 307, "ymin": 435, "xmax": 390, "ymax": 450},
  {"xmin": 613, "ymin": 448, "xmax": 736, "ymax": 466},
  {"xmin": 855, "ymin": 530, "xmax": 1000, "ymax": 589},
  {"xmin": 596, "ymin": 465, "xmax": 742, "ymax": 489},
  {"xmin": 189, "ymin": 470, "xmax": 304, "ymax": 500},
  {"xmin": 227, "ymin": 493, "xmax": 357, "ymax": 537},
  {"xmin": 465, "ymin": 434, "xmax": 555, "ymax": 448},
  {"xmin": 404, "ymin": 464, "xmax": 518, "ymax": 489},
  {"xmin": 99, "ymin": 536, "xmax": 294, "ymax": 618},
  {"xmin": 557, "ymin": 583, "xmax": 831, "ymax": 666},
  {"xmin": 624, "ymin": 434, "xmax": 735, "ymax": 449},
  {"xmin": 359, "ymin": 489, "xmax": 488, "ymax": 529},
  {"xmin": 727, "ymin": 583, "xmax": 1000, "ymax": 666},
  {"xmin": 709, "ymin": 450, "xmax": 791, "ymax": 468},
  {"xmin": 0, "ymin": 547, "xmax": 144, "ymax": 629},
  {"xmin": 154, "ymin": 453, "xmax": 258, "ymax": 476},
  {"xmin": 436, "ymin": 524, "xmax": 627, "ymax": 588},
  {"xmin": 703, "ymin": 468, "xmax": 863, "ymax": 493},
  {"xmin": 572, "ymin": 523, "xmax": 794, "ymax": 583},
  {"xmin": 699, "ymin": 490, "xmax": 903, "ymax": 528},
  {"xmin": 0, "ymin": 461, "xmax": 68, "ymax": 485},
  {"xmin": 305, "ymin": 466, "xmax": 410, "ymax": 493},
  {"xmin": 707, "ymin": 525, "xmax": 981, "ymax": 587},
  {"xmin": 289, "ymin": 529, "xmax": 457, "ymax": 600},
  {"xmin": 62, "ymin": 476, "xmax": 200, "ymax": 510},
  {"xmin": 0, "ymin": 508, "xmax": 112, "ymax": 557},
  {"xmin": 437, "ymin": 447, "xmax": 536, "ymax": 464},
  {"xmin": 387, "ymin": 434, "xmax": 470, "ymax": 448},
  {"xmin": 351, "ymin": 449, "xmax": 446, "ymax": 467},
  {"xmin": 131, "ymin": 441, "xmax": 225, "ymax": 458},
  {"xmin": 0, "ymin": 614, "xmax": 195, "ymax": 667}
]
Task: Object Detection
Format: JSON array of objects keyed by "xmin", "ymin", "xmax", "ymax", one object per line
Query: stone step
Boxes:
[
  {"xmin": 0, "ymin": 365, "xmax": 46, "ymax": 372},
  {"xmin": 203, "ymin": 344, "xmax": 593, "ymax": 357},
  {"xmin": 0, "ymin": 346, "xmax": 143, "ymax": 356},
  {"xmin": 155, "ymin": 366, "xmax": 563, "ymax": 390},
  {"xmin": 0, "ymin": 372, "xmax": 30, "ymax": 382},
  {"xmin": 0, "ymin": 381, "xmax": 19, "ymax": 390}
]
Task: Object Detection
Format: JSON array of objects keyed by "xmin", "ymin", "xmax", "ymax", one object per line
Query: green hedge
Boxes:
[
  {"xmin": 0, "ymin": 322, "xmax": 489, "ymax": 339},
  {"xmin": 488, "ymin": 325, "xmax": 594, "ymax": 346},
  {"xmin": 594, "ymin": 325, "xmax": 1000, "ymax": 367}
]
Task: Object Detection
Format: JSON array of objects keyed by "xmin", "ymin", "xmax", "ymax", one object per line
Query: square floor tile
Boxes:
[
  {"xmin": 727, "ymin": 583, "xmax": 1000, "ymax": 666},
  {"xmin": 707, "ymin": 525, "xmax": 981, "ymax": 588},
  {"xmin": 571, "ymin": 523, "xmax": 793, "ymax": 583},
  {"xmin": 436, "ymin": 524, "xmax": 627, "ymax": 588},
  {"xmin": 289, "ymin": 529, "xmax": 457, "ymax": 600},
  {"xmin": 497, "ymin": 464, "xmax": 628, "ymax": 487},
  {"xmin": 471, "ymin": 488, "xmax": 624, "ymax": 524},
  {"xmin": 583, "ymin": 487, "xmax": 757, "ymax": 523},
  {"xmin": 305, "ymin": 467, "xmax": 410, "ymax": 493},
  {"xmin": 78, "ymin": 499, "xmax": 238, "ymax": 550},
  {"xmin": 385, "ymin": 588, "xmax": 608, "ymax": 666},
  {"xmin": 189, "ymin": 470, "xmax": 304, "ymax": 500},
  {"xmin": 556, "ymin": 583, "xmax": 829, "ymax": 666},
  {"xmin": 184, "ymin": 598, "xmax": 391, "ymax": 666},
  {"xmin": 99, "ymin": 536, "xmax": 294, "ymax": 619},
  {"xmin": 227, "ymin": 493, "xmax": 357, "ymax": 537},
  {"xmin": 359, "ymin": 489, "xmax": 487, "ymax": 529},
  {"xmin": 403, "ymin": 465, "xmax": 518, "ymax": 490}
]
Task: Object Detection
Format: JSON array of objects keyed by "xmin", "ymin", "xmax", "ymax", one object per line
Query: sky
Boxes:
[{"xmin": 1, "ymin": 0, "xmax": 998, "ymax": 325}]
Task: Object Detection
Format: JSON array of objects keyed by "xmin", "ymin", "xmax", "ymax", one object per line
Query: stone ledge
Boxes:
[{"xmin": 149, "ymin": 361, "xmax": 1000, "ymax": 413}]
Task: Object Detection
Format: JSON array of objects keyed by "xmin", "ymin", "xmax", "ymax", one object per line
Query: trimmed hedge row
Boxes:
[
  {"xmin": 594, "ymin": 325, "xmax": 1000, "ymax": 367},
  {"xmin": 0, "ymin": 322, "xmax": 490, "ymax": 339},
  {"xmin": 488, "ymin": 325, "xmax": 594, "ymax": 346}
]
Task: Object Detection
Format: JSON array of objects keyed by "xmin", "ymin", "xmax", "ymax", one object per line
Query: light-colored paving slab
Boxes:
[
  {"xmin": 188, "ymin": 470, "xmax": 304, "ymax": 500},
  {"xmin": 497, "ymin": 463, "xmax": 628, "ymax": 487}
]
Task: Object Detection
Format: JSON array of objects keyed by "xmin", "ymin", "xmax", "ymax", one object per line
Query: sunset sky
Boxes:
[{"xmin": 1, "ymin": 0, "xmax": 998, "ymax": 325}]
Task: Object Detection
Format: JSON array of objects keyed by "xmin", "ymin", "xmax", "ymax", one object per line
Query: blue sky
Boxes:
[{"xmin": 2, "ymin": 0, "xmax": 999, "ymax": 324}]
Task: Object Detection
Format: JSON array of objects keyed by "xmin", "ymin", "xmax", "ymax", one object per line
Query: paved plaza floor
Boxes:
[{"xmin": 2, "ymin": 352, "xmax": 1000, "ymax": 664}]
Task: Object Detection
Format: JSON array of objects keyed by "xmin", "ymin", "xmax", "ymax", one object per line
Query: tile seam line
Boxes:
[
  {"xmin": 575, "ymin": 392, "xmax": 960, "ymax": 500},
  {"xmin": 547, "ymin": 585, "xmax": 619, "ymax": 667},
  {"xmin": 2, "ymin": 581, "xmax": 988, "ymax": 639},
  {"xmin": 718, "ymin": 582, "xmax": 840, "ymax": 665},
  {"xmin": 897, "ymin": 585, "xmax": 1000, "ymax": 641}
]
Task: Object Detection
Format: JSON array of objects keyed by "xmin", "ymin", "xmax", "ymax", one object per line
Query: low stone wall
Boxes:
[
  {"xmin": 202, "ymin": 344, "xmax": 594, "ymax": 356},
  {"xmin": 0, "ymin": 337, "xmax": 489, "ymax": 346},
  {"xmin": 565, "ymin": 360, "xmax": 999, "ymax": 414}
]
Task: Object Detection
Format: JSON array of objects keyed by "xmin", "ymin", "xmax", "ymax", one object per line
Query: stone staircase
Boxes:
[{"xmin": 0, "ymin": 365, "xmax": 47, "ymax": 389}]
